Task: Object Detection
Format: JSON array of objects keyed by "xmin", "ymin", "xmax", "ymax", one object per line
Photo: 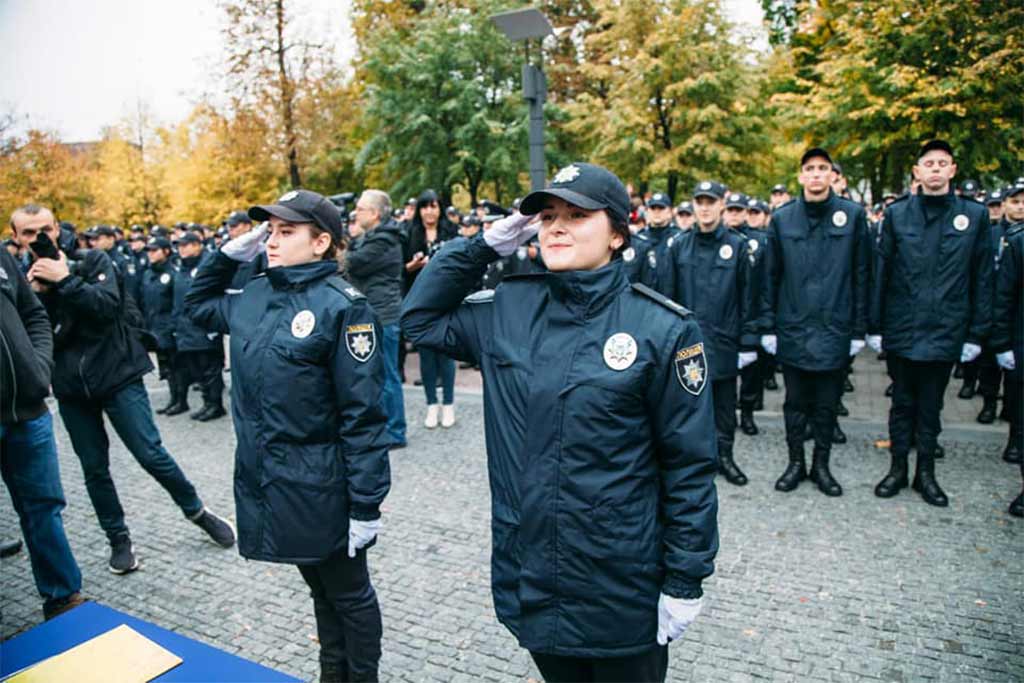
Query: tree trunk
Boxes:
[{"xmin": 276, "ymin": 0, "xmax": 302, "ymax": 188}]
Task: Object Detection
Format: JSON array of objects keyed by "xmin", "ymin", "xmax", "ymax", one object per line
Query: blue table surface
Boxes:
[{"xmin": 0, "ymin": 601, "xmax": 302, "ymax": 682}]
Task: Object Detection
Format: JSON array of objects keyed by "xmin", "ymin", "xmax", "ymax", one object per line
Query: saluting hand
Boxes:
[{"xmin": 483, "ymin": 212, "xmax": 540, "ymax": 257}]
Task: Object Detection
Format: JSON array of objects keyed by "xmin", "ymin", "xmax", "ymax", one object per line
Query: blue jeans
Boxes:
[
  {"xmin": 0, "ymin": 411, "xmax": 83, "ymax": 609},
  {"xmin": 58, "ymin": 379, "xmax": 203, "ymax": 542},
  {"xmin": 418, "ymin": 348, "xmax": 455, "ymax": 405},
  {"xmin": 380, "ymin": 324, "xmax": 407, "ymax": 445}
]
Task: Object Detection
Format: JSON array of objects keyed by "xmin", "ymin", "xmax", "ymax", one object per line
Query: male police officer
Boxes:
[
  {"xmin": 762, "ymin": 148, "xmax": 870, "ymax": 497},
  {"xmin": 869, "ymin": 140, "xmax": 993, "ymax": 507},
  {"xmin": 992, "ymin": 183, "xmax": 1024, "ymax": 470},
  {"xmin": 141, "ymin": 237, "xmax": 182, "ymax": 414},
  {"xmin": 623, "ymin": 192, "xmax": 680, "ymax": 293},
  {"xmin": 769, "ymin": 184, "xmax": 791, "ymax": 210},
  {"xmin": 675, "ymin": 201, "xmax": 695, "ymax": 231}
]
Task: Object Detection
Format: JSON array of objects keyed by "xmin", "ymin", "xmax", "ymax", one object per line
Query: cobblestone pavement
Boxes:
[{"xmin": 2, "ymin": 360, "xmax": 1021, "ymax": 683}]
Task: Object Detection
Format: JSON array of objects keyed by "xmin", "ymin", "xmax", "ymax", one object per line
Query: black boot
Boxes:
[
  {"xmin": 155, "ymin": 378, "xmax": 177, "ymax": 414},
  {"xmin": 832, "ymin": 423, "xmax": 847, "ymax": 444},
  {"xmin": 874, "ymin": 453, "xmax": 908, "ymax": 498},
  {"xmin": 885, "ymin": 382, "xmax": 894, "ymax": 397},
  {"xmin": 196, "ymin": 404, "xmax": 227, "ymax": 422},
  {"xmin": 164, "ymin": 382, "xmax": 190, "ymax": 416},
  {"xmin": 0, "ymin": 539, "xmax": 23, "ymax": 558},
  {"xmin": 1003, "ymin": 434, "xmax": 1022, "ymax": 464},
  {"xmin": 912, "ymin": 453, "xmax": 948, "ymax": 507},
  {"xmin": 740, "ymin": 409, "xmax": 758, "ymax": 436},
  {"xmin": 320, "ymin": 661, "xmax": 347, "ymax": 683},
  {"xmin": 775, "ymin": 447, "xmax": 806, "ymax": 492},
  {"xmin": 976, "ymin": 398, "xmax": 997, "ymax": 424},
  {"xmin": 1010, "ymin": 490, "xmax": 1024, "ymax": 518},
  {"xmin": 764, "ymin": 376, "xmax": 778, "ymax": 391},
  {"xmin": 933, "ymin": 443, "xmax": 945, "ymax": 459},
  {"xmin": 718, "ymin": 450, "xmax": 748, "ymax": 486},
  {"xmin": 836, "ymin": 400, "xmax": 849, "ymax": 417},
  {"xmin": 957, "ymin": 382, "xmax": 976, "ymax": 400},
  {"xmin": 843, "ymin": 377, "xmax": 854, "ymax": 393},
  {"xmin": 809, "ymin": 449, "xmax": 842, "ymax": 496}
]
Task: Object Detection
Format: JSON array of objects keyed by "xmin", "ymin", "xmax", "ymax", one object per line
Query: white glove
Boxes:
[
  {"xmin": 347, "ymin": 518, "xmax": 381, "ymax": 558},
  {"xmin": 221, "ymin": 221, "xmax": 268, "ymax": 262},
  {"xmin": 482, "ymin": 212, "xmax": 539, "ymax": 257},
  {"xmin": 866, "ymin": 335, "xmax": 883, "ymax": 353},
  {"xmin": 849, "ymin": 339, "xmax": 865, "ymax": 356},
  {"xmin": 960, "ymin": 343, "xmax": 982, "ymax": 363},
  {"xmin": 656, "ymin": 594, "xmax": 703, "ymax": 646},
  {"xmin": 738, "ymin": 351, "xmax": 758, "ymax": 369},
  {"xmin": 760, "ymin": 334, "xmax": 777, "ymax": 356},
  {"xmin": 997, "ymin": 351, "xmax": 1016, "ymax": 370}
]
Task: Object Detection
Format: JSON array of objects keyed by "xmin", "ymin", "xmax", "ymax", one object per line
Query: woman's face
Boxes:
[
  {"xmin": 419, "ymin": 201, "xmax": 440, "ymax": 226},
  {"xmin": 266, "ymin": 218, "xmax": 330, "ymax": 268},
  {"xmin": 538, "ymin": 197, "xmax": 623, "ymax": 272}
]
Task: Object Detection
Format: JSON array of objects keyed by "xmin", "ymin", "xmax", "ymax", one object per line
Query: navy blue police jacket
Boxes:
[
  {"xmin": 622, "ymin": 223, "xmax": 681, "ymax": 294},
  {"xmin": 172, "ymin": 254, "xmax": 222, "ymax": 353},
  {"xmin": 869, "ymin": 190, "xmax": 992, "ymax": 362},
  {"xmin": 401, "ymin": 235, "xmax": 719, "ymax": 658},
  {"xmin": 664, "ymin": 224, "xmax": 758, "ymax": 381},
  {"xmin": 990, "ymin": 223, "xmax": 1023, "ymax": 384},
  {"xmin": 185, "ymin": 252, "xmax": 391, "ymax": 564},
  {"xmin": 140, "ymin": 259, "xmax": 178, "ymax": 351},
  {"xmin": 761, "ymin": 191, "xmax": 870, "ymax": 371}
]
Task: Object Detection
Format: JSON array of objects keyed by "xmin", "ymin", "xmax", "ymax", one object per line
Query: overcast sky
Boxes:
[{"xmin": 0, "ymin": 0, "xmax": 765, "ymax": 142}]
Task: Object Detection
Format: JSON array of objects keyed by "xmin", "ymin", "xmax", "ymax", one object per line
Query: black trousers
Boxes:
[
  {"xmin": 712, "ymin": 378, "xmax": 737, "ymax": 455},
  {"xmin": 738, "ymin": 354, "xmax": 762, "ymax": 410},
  {"xmin": 887, "ymin": 356, "xmax": 953, "ymax": 457},
  {"xmin": 531, "ymin": 647, "xmax": 668, "ymax": 683},
  {"xmin": 297, "ymin": 549, "xmax": 383, "ymax": 682},
  {"xmin": 174, "ymin": 349, "xmax": 224, "ymax": 406},
  {"xmin": 781, "ymin": 365, "xmax": 844, "ymax": 452},
  {"xmin": 1004, "ymin": 371, "xmax": 1022, "ymax": 445}
]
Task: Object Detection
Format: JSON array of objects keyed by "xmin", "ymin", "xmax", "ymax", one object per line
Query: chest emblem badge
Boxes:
[
  {"xmin": 603, "ymin": 333, "xmax": 638, "ymax": 371},
  {"xmin": 159, "ymin": 273, "xmax": 171, "ymax": 285},
  {"xmin": 719, "ymin": 244, "xmax": 734, "ymax": 260},
  {"xmin": 953, "ymin": 214, "xmax": 969, "ymax": 231},
  {"xmin": 291, "ymin": 309, "xmax": 316, "ymax": 339},
  {"xmin": 622, "ymin": 247, "xmax": 636, "ymax": 262},
  {"xmin": 832, "ymin": 211, "xmax": 848, "ymax": 227}
]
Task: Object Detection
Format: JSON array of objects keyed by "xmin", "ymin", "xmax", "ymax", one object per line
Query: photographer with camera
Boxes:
[{"xmin": 12, "ymin": 203, "xmax": 236, "ymax": 576}]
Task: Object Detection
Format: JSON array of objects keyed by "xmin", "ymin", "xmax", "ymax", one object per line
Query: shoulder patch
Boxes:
[
  {"xmin": 631, "ymin": 283, "xmax": 692, "ymax": 317},
  {"xmin": 326, "ymin": 276, "xmax": 366, "ymax": 301},
  {"xmin": 464, "ymin": 289, "xmax": 494, "ymax": 304}
]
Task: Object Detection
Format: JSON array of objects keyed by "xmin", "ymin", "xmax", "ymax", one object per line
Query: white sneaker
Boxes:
[
  {"xmin": 424, "ymin": 404, "xmax": 439, "ymax": 429},
  {"xmin": 441, "ymin": 404, "xmax": 455, "ymax": 428}
]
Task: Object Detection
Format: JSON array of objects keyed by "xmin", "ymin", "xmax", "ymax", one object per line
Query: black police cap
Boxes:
[
  {"xmin": 225, "ymin": 211, "xmax": 251, "ymax": 226},
  {"xmin": 519, "ymin": 163, "xmax": 630, "ymax": 224},
  {"xmin": 800, "ymin": 147, "xmax": 832, "ymax": 167},
  {"xmin": 958, "ymin": 179, "xmax": 980, "ymax": 194},
  {"xmin": 985, "ymin": 190, "xmax": 1003, "ymax": 205},
  {"xmin": 919, "ymin": 139, "xmax": 954, "ymax": 159},
  {"xmin": 693, "ymin": 181, "xmax": 726, "ymax": 200},
  {"xmin": 249, "ymin": 189, "xmax": 343, "ymax": 242},
  {"xmin": 647, "ymin": 193, "xmax": 671, "ymax": 209},
  {"xmin": 770, "ymin": 184, "xmax": 788, "ymax": 194},
  {"xmin": 93, "ymin": 224, "xmax": 117, "ymax": 237},
  {"xmin": 176, "ymin": 232, "xmax": 203, "ymax": 245},
  {"xmin": 725, "ymin": 192, "xmax": 748, "ymax": 209},
  {"xmin": 1005, "ymin": 184, "xmax": 1024, "ymax": 199},
  {"xmin": 675, "ymin": 201, "xmax": 693, "ymax": 215},
  {"xmin": 146, "ymin": 237, "xmax": 172, "ymax": 251}
]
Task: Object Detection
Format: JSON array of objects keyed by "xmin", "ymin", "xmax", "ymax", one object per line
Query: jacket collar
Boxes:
[
  {"xmin": 546, "ymin": 259, "xmax": 628, "ymax": 318},
  {"xmin": 265, "ymin": 260, "xmax": 338, "ymax": 290}
]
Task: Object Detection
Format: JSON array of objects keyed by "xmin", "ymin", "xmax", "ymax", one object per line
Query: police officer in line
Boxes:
[
  {"xmin": 622, "ymin": 192, "xmax": 681, "ymax": 292},
  {"xmin": 186, "ymin": 189, "xmax": 391, "ymax": 682},
  {"xmin": 675, "ymin": 201, "xmax": 695, "ymax": 230},
  {"xmin": 958, "ymin": 179, "xmax": 981, "ymax": 199},
  {"xmin": 762, "ymin": 147, "xmax": 871, "ymax": 498},
  {"xmin": 769, "ymin": 183, "xmax": 791, "ymax": 210},
  {"xmin": 746, "ymin": 198, "xmax": 780, "ymax": 392},
  {"xmin": 992, "ymin": 183, "xmax": 1024, "ymax": 472},
  {"xmin": 664, "ymin": 181, "xmax": 757, "ymax": 486},
  {"xmin": 141, "ymin": 237, "xmax": 183, "ymax": 415},
  {"xmin": 171, "ymin": 232, "xmax": 226, "ymax": 422},
  {"xmin": 869, "ymin": 139, "xmax": 993, "ymax": 508},
  {"xmin": 403, "ymin": 163, "xmax": 718, "ymax": 682}
]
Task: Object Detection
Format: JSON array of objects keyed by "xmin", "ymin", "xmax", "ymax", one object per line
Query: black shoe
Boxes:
[
  {"xmin": 196, "ymin": 404, "xmax": 227, "ymax": 422},
  {"xmin": 414, "ymin": 379, "xmax": 423, "ymax": 386},
  {"xmin": 933, "ymin": 444, "xmax": 945, "ymax": 459},
  {"xmin": 155, "ymin": 398, "xmax": 175, "ymax": 415},
  {"xmin": 775, "ymin": 449, "xmax": 806, "ymax": 492},
  {"xmin": 109, "ymin": 535, "xmax": 140, "ymax": 574},
  {"xmin": 885, "ymin": 383, "xmax": 894, "ymax": 397},
  {"xmin": 43, "ymin": 592, "xmax": 86, "ymax": 621},
  {"xmin": 740, "ymin": 410, "xmax": 758, "ymax": 436},
  {"xmin": 836, "ymin": 401, "xmax": 849, "ymax": 417},
  {"xmin": 0, "ymin": 539, "xmax": 23, "ymax": 558},
  {"xmin": 832, "ymin": 424, "xmax": 847, "ymax": 444},
  {"xmin": 874, "ymin": 454, "xmax": 908, "ymax": 498},
  {"xmin": 164, "ymin": 401, "xmax": 190, "ymax": 417},
  {"xmin": 912, "ymin": 454, "xmax": 948, "ymax": 507},
  {"xmin": 976, "ymin": 399, "xmax": 997, "ymax": 424},
  {"xmin": 843, "ymin": 378, "xmax": 854, "ymax": 393},
  {"xmin": 809, "ymin": 450, "xmax": 842, "ymax": 496},
  {"xmin": 953, "ymin": 363, "xmax": 963, "ymax": 379},
  {"xmin": 718, "ymin": 454, "xmax": 748, "ymax": 486},
  {"xmin": 1010, "ymin": 491, "xmax": 1024, "ymax": 518},
  {"xmin": 957, "ymin": 383, "xmax": 976, "ymax": 400},
  {"xmin": 764, "ymin": 377, "xmax": 778, "ymax": 391},
  {"xmin": 1003, "ymin": 438, "xmax": 1022, "ymax": 464},
  {"xmin": 192, "ymin": 508, "xmax": 236, "ymax": 548}
]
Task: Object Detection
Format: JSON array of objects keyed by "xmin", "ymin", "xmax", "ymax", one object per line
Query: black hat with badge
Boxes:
[
  {"xmin": 725, "ymin": 192, "xmax": 748, "ymax": 209},
  {"xmin": 693, "ymin": 181, "xmax": 726, "ymax": 200},
  {"xmin": 770, "ymin": 184, "xmax": 788, "ymax": 194},
  {"xmin": 647, "ymin": 192, "xmax": 672, "ymax": 209},
  {"xmin": 675, "ymin": 201, "xmax": 693, "ymax": 215},
  {"xmin": 920, "ymin": 139, "xmax": 955, "ymax": 159},
  {"xmin": 225, "ymin": 210, "xmax": 251, "ymax": 227},
  {"xmin": 176, "ymin": 232, "xmax": 203, "ymax": 246},
  {"xmin": 146, "ymin": 237, "xmax": 172, "ymax": 251},
  {"xmin": 746, "ymin": 197, "xmax": 765, "ymax": 213},
  {"xmin": 985, "ymin": 189, "xmax": 1003, "ymax": 205},
  {"xmin": 519, "ymin": 162, "xmax": 631, "ymax": 225},
  {"xmin": 92, "ymin": 224, "xmax": 117, "ymax": 238},
  {"xmin": 958, "ymin": 179, "xmax": 980, "ymax": 196},
  {"xmin": 1005, "ymin": 183, "xmax": 1024, "ymax": 199},
  {"xmin": 249, "ymin": 189, "xmax": 343, "ymax": 242},
  {"xmin": 800, "ymin": 147, "xmax": 833, "ymax": 167}
]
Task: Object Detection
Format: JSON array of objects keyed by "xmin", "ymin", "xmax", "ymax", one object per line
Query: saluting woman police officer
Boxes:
[
  {"xmin": 185, "ymin": 190, "xmax": 391, "ymax": 683},
  {"xmin": 402, "ymin": 163, "xmax": 719, "ymax": 682}
]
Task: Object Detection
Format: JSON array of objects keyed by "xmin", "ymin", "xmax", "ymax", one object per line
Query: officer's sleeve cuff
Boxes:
[
  {"xmin": 349, "ymin": 503, "xmax": 381, "ymax": 521},
  {"xmin": 662, "ymin": 574, "xmax": 704, "ymax": 599},
  {"xmin": 469, "ymin": 233, "xmax": 502, "ymax": 265}
]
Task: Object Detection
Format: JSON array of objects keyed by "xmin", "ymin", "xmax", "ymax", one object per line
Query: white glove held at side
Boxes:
[
  {"xmin": 738, "ymin": 351, "xmax": 758, "ymax": 369},
  {"xmin": 866, "ymin": 335, "xmax": 883, "ymax": 353},
  {"xmin": 482, "ymin": 212, "xmax": 539, "ymax": 257},
  {"xmin": 849, "ymin": 339, "xmax": 866, "ymax": 356},
  {"xmin": 656, "ymin": 594, "xmax": 703, "ymax": 646},
  {"xmin": 221, "ymin": 221, "xmax": 268, "ymax": 262},
  {"xmin": 760, "ymin": 334, "xmax": 777, "ymax": 356},
  {"xmin": 997, "ymin": 351, "xmax": 1016, "ymax": 370},
  {"xmin": 960, "ymin": 343, "xmax": 982, "ymax": 364},
  {"xmin": 348, "ymin": 518, "xmax": 381, "ymax": 558}
]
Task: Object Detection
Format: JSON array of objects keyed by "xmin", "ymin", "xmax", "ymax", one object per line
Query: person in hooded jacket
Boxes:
[
  {"xmin": 402, "ymin": 163, "xmax": 718, "ymax": 683},
  {"xmin": 186, "ymin": 189, "xmax": 391, "ymax": 683}
]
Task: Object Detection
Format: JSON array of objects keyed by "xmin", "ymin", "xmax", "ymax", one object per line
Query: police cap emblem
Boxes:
[
  {"xmin": 675, "ymin": 342, "xmax": 707, "ymax": 395},
  {"xmin": 719, "ymin": 244, "xmax": 733, "ymax": 260},
  {"xmin": 603, "ymin": 333, "xmax": 638, "ymax": 371},
  {"xmin": 346, "ymin": 323, "xmax": 376, "ymax": 362},
  {"xmin": 953, "ymin": 214, "xmax": 969, "ymax": 231},
  {"xmin": 279, "ymin": 190, "xmax": 299, "ymax": 202},
  {"xmin": 552, "ymin": 165, "xmax": 581, "ymax": 184},
  {"xmin": 700, "ymin": 181, "xmax": 711, "ymax": 191},
  {"xmin": 832, "ymin": 211, "xmax": 848, "ymax": 227},
  {"xmin": 291, "ymin": 309, "xmax": 316, "ymax": 338}
]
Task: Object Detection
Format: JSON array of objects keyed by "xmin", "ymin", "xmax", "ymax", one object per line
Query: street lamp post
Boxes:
[{"xmin": 489, "ymin": 8, "xmax": 554, "ymax": 191}]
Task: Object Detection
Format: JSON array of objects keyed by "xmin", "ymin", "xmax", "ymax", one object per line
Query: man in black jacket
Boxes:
[
  {"xmin": 347, "ymin": 189, "xmax": 407, "ymax": 447},
  {"xmin": 0, "ymin": 245, "xmax": 84, "ymax": 620},
  {"xmin": 12, "ymin": 203, "xmax": 236, "ymax": 575}
]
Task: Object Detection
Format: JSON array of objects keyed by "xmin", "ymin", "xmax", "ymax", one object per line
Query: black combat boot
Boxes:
[
  {"xmin": 832, "ymin": 423, "xmax": 847, "ymax": 444},
  {"xmin": 155, "ymin": 378, "xmax": 177, "ymax": 414},
  {"xmin": 740, "ymin": 409, "xmax": 758, "ymax": 436},
  {"xmin": 718, "ymin": 447, "xmax": 748, "ymax": 486},
  {"xmin": 196, "ymin": 404, "xmax": 227, "ymax": 422},
  {"xmin": 164, "ymin": 383, "xmax": 190, "ymax": 416},
  {"xmin": 912, "ymin": 453, "xmax": 948, "ymax": 507},
  {"xmin": 976, "ymin": 397, "xmax": 997, "ymax": 424},
  {"xmin": 809, "ymin": 448, "xmax": 842, "ymax": 496},
  {"xmin": 874, "ymin": 453, "xmax": 908, "ymax": 498},
  {"xmin": 957, "ymin": 381, "xmax": 976, "ymax": 400},
  {"xmin": 843, "ymin": 377, "xmax": 854, "ymax": 393},
  {"xmin": 836, "ymin": 400, "xmax": 849, "ymax": 417},
  {"xmin": 1010, "ymin": 490, "xmax": 1023, "ymax": 518},
  {"xmin": 885, "ymin": 382, "xmax": 894, "ymax": 397},
  {"xmin": 775, "ymin": 446, "xmax": 806, "ymax": 492},
  {"xmin": 764, "ymin": 376, "xmax": 778, "ymax": 391}
]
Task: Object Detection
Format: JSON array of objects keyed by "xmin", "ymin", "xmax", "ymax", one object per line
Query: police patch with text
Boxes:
[
  {"xmin": 674, "ymin": 342, "xmax": 707, "ymax": 395},
  {"xmin": 345, "ymin": 323, "xmax": 377, "ymax": 362}
]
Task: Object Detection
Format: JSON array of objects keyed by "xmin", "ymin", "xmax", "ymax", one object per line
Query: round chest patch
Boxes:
[
  {"xmin": 291, "ymin": 310, "xmax": 316, "ymax": 339},
  {"xmin": 647, "ymin": 250, "xmax": 657, "ymax": 268},
  {"xmin": 622, "ymin": 247, "xmax": 636, "ymax": 262},
  {"xmin": 603, "ymin": 333, "xmax": 638, "ymax": 371},
  {"xmin": 832, "ymin": 211, "xmax": 848, "ymax": 227},
  {"xmin": 719, "ymin": 244, "xmax": 734, "ymax": 260},
  {"xmin": 97, "ymin": 273, "xmax": 107, "ymax": 282},
  {"xmin": 748, "ymin": 238, "xmax": 758, "ymax": 253},
  {"xmin": 159, "ymin": 273, "xmax": 171, "ymax": 285},
  {"xmin": 953, "ymin": 214, "xmax": 969, "ymax": 231}
]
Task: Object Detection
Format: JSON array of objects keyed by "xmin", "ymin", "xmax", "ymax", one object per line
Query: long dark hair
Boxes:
[{"xmin": 407, "ymin": 189, "xmax": 457, "ymax": 257}]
